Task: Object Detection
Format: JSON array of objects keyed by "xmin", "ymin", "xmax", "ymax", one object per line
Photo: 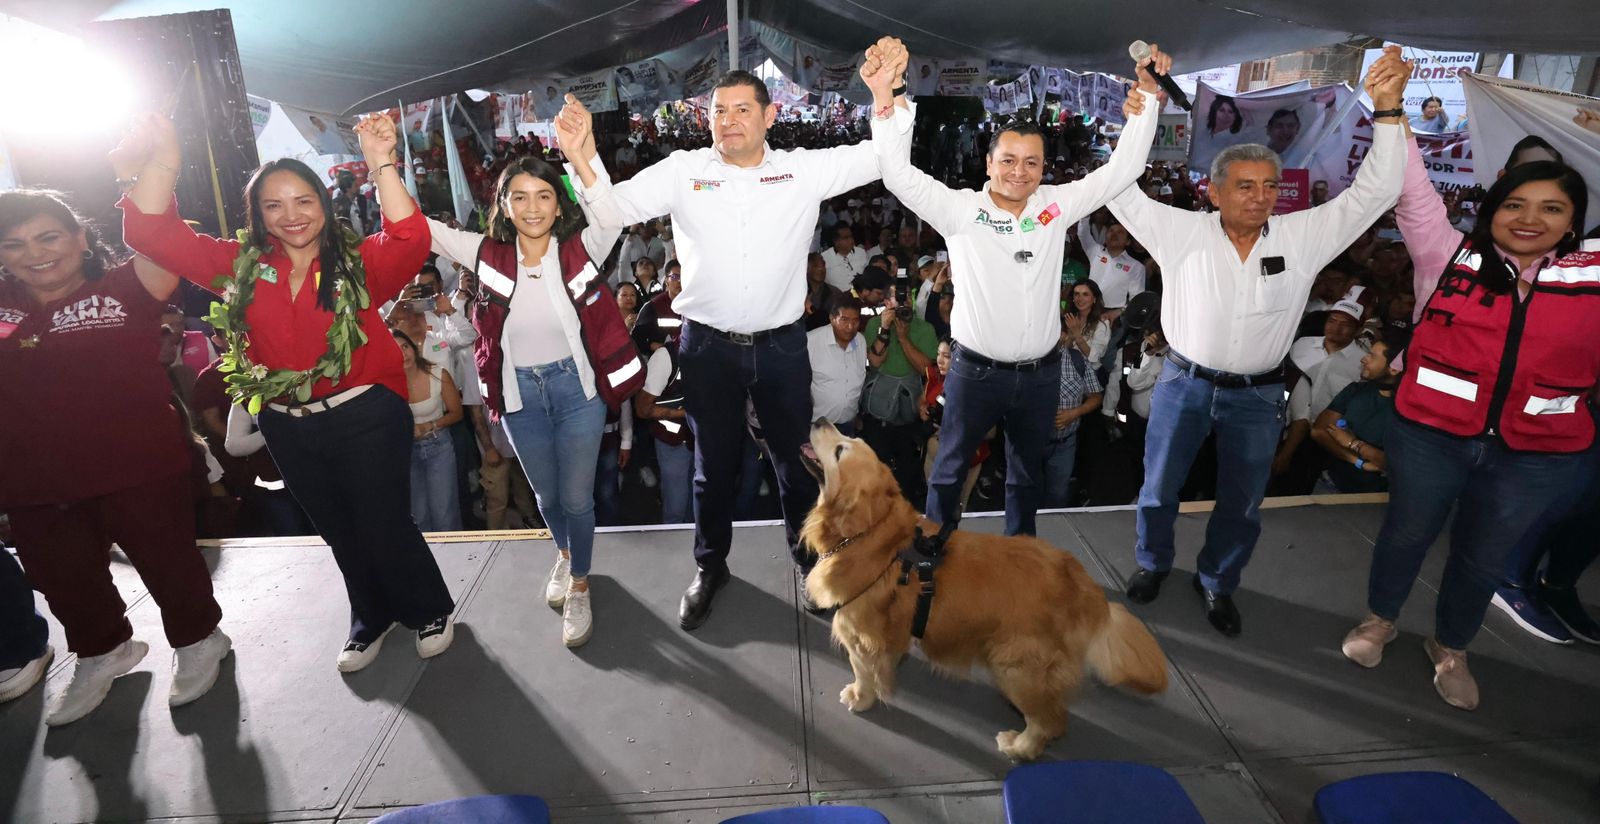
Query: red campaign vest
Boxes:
[
  {"xmin": 470, "ymin": 235, "xmax": 646, "ymax": 419},
  {"xmin": 649, "ymin": 346, "xmax": 692, "ymax": 447},
  {"xmin": 1397, "ymin": 241, "xmax": 1600, "ymax": 453},
  {"xmin": 635, "ymin": 290, "xmax": 683, "ymax": 351}
]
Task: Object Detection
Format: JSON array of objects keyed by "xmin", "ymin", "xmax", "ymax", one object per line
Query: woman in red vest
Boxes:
[
  {"xmin": 426, "ymin": 95, "xmax": 629, "ymax": 648},
  {"xmin": 1341, "ymin": 121, "xmax": 1594, "ymax": 711},
  {"xmin": 116, "ymin": 112, "xmax": 456, "ymax": 675}
]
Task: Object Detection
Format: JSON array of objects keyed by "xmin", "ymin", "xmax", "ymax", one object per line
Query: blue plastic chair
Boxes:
[
  {"xmin": 1314, "ymin": 771, "xmax": 1518, "ymax": 823},
  {"xmin": 1003, "ymin": 760, "xmax": 1204, "ymax": 823},
  {"xmin": 721, "ymin": 805, "xmax": 891, "ymax": 823},
  {"xmin": 371, "ymin": 794, "xmax": 551, "ymax": 824}
]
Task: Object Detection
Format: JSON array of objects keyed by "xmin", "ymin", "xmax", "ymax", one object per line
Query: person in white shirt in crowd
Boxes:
[
  {"xmin": 807, "ymin": 293, "xmax": 867, "ymax": 437},
  {"xmin": 865, "ymin": 35, "xmax": 1164, "ymax": 535},
  {"xmin": 393, "ymin": 330, "xmax": 465, "ymax": 532},
  {"xmin": 1272, "ymin": 293, "xmax": 1370, "ymax": 494},
  {"xmin": 613, "ymin": 220, "xmax": 666, "ymax": 285},
  {"xmin": 1064, "ymin": 279, "xmax": 1113, "ymax": 365},
  {"xmin": 1111, "ymin": 50, "xmax": 1409, "ymax": 638},
  {"xmin": 601, "ymin": 69, "xmax": 887, "ymax": 631},
  {"xmin": 1104, "ymin": 324, "xmax": 1167, "ymax": 427},
  {"xmin": 820, "ymin": 222, "xmax": 868, "ymax": 292},
  {"xmin": 223, "ymin": 404, "xmax": 314, "ymax": 536},
  {"xmin": 635, "ymin": 343, "xmax": 694, "ymax": 524},
  {"xmin": 399, "ymin": 261, "xmax": 482, "ymax": 523},
  {"xmin": 1043, "ymin": 330, "xmax": 1104, "ymax": 508},
  {"xmin": 1077, "ymin": 212, "xmax": 1146, "ymax": 322}
]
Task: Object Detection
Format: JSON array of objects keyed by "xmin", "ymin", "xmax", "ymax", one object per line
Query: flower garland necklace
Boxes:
[{"xmin": 204, "ymin": 226, "xmax": 372, "ymax": 414}]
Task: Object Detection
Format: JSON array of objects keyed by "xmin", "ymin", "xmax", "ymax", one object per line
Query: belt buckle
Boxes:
[
  {"xmin": 1017, "ymin": 357, "xmax": 1041, "ymax": 370},
  {"xmin": 727, "ymin": 331, "xmax": 754, "ymax": 345}
]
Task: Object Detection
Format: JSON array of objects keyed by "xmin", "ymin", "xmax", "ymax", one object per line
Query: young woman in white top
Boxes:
[
  {"xmin": 1064, "ymin": 279, "xmax": 1112, "ymax": 365},
  {"xmin": 394, "ymin": 330, "xmax": 464, "ymax": 532}
]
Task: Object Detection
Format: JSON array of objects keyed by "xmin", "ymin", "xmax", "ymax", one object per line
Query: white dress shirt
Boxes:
[
  {"xmin": 806, "ymin": 325, "xmax": 867, "ymax": 423},
  {"xmin": 606, "ymin": 142, "xmax": 881, "ymax": 334},
  {"xmin": 427, "ymin": 154, "xmax": 623, "ymax": 413},
  {"xmin": 872, "ymin": 92, "xmax": 1160, "ymax": 363},
  {"xmin": 1108, "ymin": 123, "xmax": 1405, "ymax": 375},
  {"xmin": 1077, "ymin": 216, "xmax": 1147, "ymax": 309},
  {"xmin": 1289, "ymin": 341, "xmax": 1365, "ymax": 423},
  {"xmin": 820, "ymin": 246, "xmax": 869, "ymax": 292}
]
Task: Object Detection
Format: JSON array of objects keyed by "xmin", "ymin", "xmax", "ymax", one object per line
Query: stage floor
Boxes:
[{"xmin": 3, "ymin": 502, "xmax": 1598, "ymax": 823}]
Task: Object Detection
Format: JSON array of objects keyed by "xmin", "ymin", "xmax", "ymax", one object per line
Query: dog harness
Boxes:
[{"xmin": 897, "ymin": 522, "xmax": 957, "ymax": 639}]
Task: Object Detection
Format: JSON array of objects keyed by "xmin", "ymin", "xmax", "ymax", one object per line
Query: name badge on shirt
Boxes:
[{"xmin": 258, "ymin": 263, "xmax": 279, "ymax": 284}]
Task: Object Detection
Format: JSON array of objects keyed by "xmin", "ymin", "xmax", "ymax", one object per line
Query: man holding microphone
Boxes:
[
  {"xmin": 862, "ymin": 36, "xmax": 1167, "ymax": 536},
  {"xmin": 1110, "ymin": 47, "xmax": 1411, "ymax": 637}
]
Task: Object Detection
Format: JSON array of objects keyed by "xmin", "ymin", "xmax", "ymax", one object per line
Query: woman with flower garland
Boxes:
[
  {"xmin": 116, "ymin": 112, "xmax": 456, "ymax": 673},
  {"xmin": 0, "ymin": 189, "xmax": 228, "ymax": 726}
]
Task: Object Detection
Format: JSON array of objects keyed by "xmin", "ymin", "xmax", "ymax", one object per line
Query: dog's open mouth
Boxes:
[{"xmin": 799, "ymin": 442, "xmax": 823, "ymax": 481}]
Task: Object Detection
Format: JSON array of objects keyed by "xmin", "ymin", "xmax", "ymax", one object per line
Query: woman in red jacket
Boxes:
[
  {"xmin": 0, "ymin": 190, "xmax": 228, "ymax": 725},
  {"xmin": 1341, "ymin": 124, "xmax": 1593, "ymax": 711},
  {"xmin": 115, "ymin": 112, "xmax": 455, "ymax": 674}
]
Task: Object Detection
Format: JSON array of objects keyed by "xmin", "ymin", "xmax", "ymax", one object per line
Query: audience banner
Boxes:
[
  {"xmin": 564, "ymin": 69, "xmax": 618, "ymax": 114},
  {"xmin": 1464, "ymin": 73, "xmax": 1600, "ymax": 232},
  {"xmin": 937, "ymin": 59, "xmax": 985, "ymax": 96},
  {"xmin": 674, "ymin": 44, "xmax": 724, "ymax": 99},
  {"xmin": 248, "ymin": 95, "xmax": 272, "ymax": 139},
  {"xmin": 792, "ymin": 43, "xmax": 865, "ymax": 94},
  {"xmin": 614, "ymin": 59, "xmax": 681, "ymax": 111},
  {"xmin": 1361, "ymin": 43, "xmax": 1479, "ymax": 130},
  {"xmin": 1189, "ymin": 80, "xmax": 1343, "ymax": 173},
  {"xmin": 1150, "ymin": 113, "xmax": 1191, "ymax": 162},
  {"xmin": 278, "ymin": 105, "xmax": 362, "ymax": 156},
  {"xmin": 1274, "ymin": 168, "xmax": 1310, "ymax": 213},
  {"xmin": 909, "ymin": 58, "xmax": 940, "ymax": 96},
  {"xmin": 1297, "ymin": 101, "xmax": 1474, "ymax": 200},
  {"xmin": 1091, "ymin": 74, "xmax": 1129, "ymax": 125}
]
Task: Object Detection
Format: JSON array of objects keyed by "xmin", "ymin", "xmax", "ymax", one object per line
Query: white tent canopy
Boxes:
[{"xmin": 6, "ymin": 0, "xmax": 1598, "ymax": 114}]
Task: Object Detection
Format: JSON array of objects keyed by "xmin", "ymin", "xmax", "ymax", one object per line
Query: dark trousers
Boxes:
[
  {"xmin": 1368, "ymin": 418, "xmax": 1582, "ymax": 649},
  {"xmin": 259, "ymin": 387, "xmax": 455, "ymax": 642},
  {"xmin": 1502, "ymin": 408, "xmax": 1600, "ymax": 590},
  {"xmin": 10, "ymin": 472, "xmax": 220, "ymax": 657},
  {"xmin": 861, "ymin": 417, "xmax": 926, "ymax": 504},
  {"xmin": 679, "ymin": 319, "xmax": 818, "ymax": 573},
  {"xmin": 926, "ymin": 344, "xmax": 1057, "ymax": 535},
  {"xmin": 0, "ymin": 549, "xmax": 49, "ymax": 669}
]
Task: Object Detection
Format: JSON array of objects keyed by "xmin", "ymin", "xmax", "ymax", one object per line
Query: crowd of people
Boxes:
[{"xmin": 1, "ymin": 37, "xmax": 1597, "ymax": 731}]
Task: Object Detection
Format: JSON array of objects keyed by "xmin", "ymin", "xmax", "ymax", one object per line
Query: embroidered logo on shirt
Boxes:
[
  {"xmin": 759, "ymin": 173, "xmax": 794, "ymax": 185},
  {"xmin": 1037, "ymin": 202, "xmax": 1062, "ymax": 225},
  {"xmin": 973, "ymin": 208, "xmax": 1014, "ymax": 234},
  {"xmin": 50, "ymin": 295, "xmax": 127, "ymax": 334},
  {"xmin": 691, "ymin": 178, "xmax": 724, "ymax": 191}
]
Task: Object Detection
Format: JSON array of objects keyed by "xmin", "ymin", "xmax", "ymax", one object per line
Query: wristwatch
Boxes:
[{"xmin": 1371, "ymin": 108, "xmax": 1405, "ymax": 119}]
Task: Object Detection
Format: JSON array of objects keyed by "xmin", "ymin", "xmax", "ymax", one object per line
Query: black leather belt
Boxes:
[
  {"xmin": 690, "ymin": 319, "xmax": 798, "ymax": 346},
  {"xmin": 954, "ymin": 343, "xmax": 1061, "ymax": 372},
  {"xmin": 1167, "ymin": 351, "xmax": 1287, "ymax": 388}
]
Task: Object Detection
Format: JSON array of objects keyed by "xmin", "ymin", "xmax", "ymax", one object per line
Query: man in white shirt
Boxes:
[
  {"xmin": 806, "ymin": 293, "xmax": 867, "ymax": 436},
  {"xmin": 820, "ymin": 223, "xmax": 868, "ymax": 292},
  {"xmin": 864, "ymin": 36, "xmax": 1164, "ymax": 535},
  {"xmin": 1273, "ymin": 295, "xmax": 1368, "ymax": 493},
  {"xmin": 1111, "ymin": 52, "xmax": 1410, "ymax": 637},
  {"xmin": 1077, "ymin": 214, "xmax": 1146, "ymax": 320},
  {"xmin": 604, "ymin": 69, "xmax": 884, "ymax": 631}
]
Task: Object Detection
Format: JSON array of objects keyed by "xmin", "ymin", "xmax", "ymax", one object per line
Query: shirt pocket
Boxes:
[{"xmin": 1251, "ymin": 265, "xmax": 1302, "ymax": 314}]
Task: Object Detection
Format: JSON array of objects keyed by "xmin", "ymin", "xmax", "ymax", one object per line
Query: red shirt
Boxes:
[
  {"xmin": 119, "ymin": 195, "xmax": 428, "ymax": 402},
  {"xmin": 0, "ymin": 263, "xmax": 190, "ymax": 507}
]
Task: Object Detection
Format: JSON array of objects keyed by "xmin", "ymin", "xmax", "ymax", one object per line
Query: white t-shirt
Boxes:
[
  {"xmin": 644, "ymin": 346, "xmax": 676, "ymax": 395},
  {"xmin": 820, "ymin": 246, "xmax": 868, "ymax": 292},
  {"xmin": 504, "ymin": 260, "xmax": 576, "ymax": 367}
]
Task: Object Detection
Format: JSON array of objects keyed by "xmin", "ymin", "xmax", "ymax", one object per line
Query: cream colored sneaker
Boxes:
[
  {"xmin": 562, "ymin": 588, "xmax": 593, "ymax": 648},
  {"xmin": 1424, "ymin": 638, "xmax": 1479, "ymax": 710},
  {"xmin": 170, "ymin": 629, "xmax": 232, "ymax": 707},
  {"xmin": 1341, "ymin": 613, "xmax": 1397, "ymax": 668},
  {"xmin": 46, "ymin": 639, "xmax": 148, "ymax": 727},
  {"xmin": 546, "ymin": 555, "xmax": 573, "ymax": 608}
]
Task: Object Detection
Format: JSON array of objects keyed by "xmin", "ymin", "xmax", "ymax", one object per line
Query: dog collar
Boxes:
[{"xmin": 819, "ymin": 531, "xmax": 867, "ymax": 560}]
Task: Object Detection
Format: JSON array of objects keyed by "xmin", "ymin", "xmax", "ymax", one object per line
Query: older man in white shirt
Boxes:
[
  {"xmin": 1110, "ymin": 52, "xmax": 1411, "ymax": 637},
  {"xmin": 807, "ymin": 293, "xmax": 867, "ymax": 436},
  {"xmin": 604, "ymin": 69, "xmax": 884, "ymax": 630},
  {"xmin": 864, "ymin": 36, "xmax": 1165, "ymax": 535}
]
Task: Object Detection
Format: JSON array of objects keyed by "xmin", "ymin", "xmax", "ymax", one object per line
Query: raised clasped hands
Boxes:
[
  {"xmin": 1364, "ymin": 45, "xmax": 1411, "ymax": 112},
  {"xmin": 554, "ymin": 93, "xmax": 595, "ymax": 161},
  {"xmin": 355, "ymin": 113, "xmax": 398, "ymax": 166},
  {"xmin": 860, "ymin": 36, "xmax": 909, "ymax": 97}
]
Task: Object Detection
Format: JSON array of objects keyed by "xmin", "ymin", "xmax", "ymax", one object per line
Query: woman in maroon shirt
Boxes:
[
  {"xmin": 0, "ymin": 190, "xmax": 227, "ymax": 726},
  {"xmin": 116, "ymin": 112, "xmax": 455, "ymax": 674}
]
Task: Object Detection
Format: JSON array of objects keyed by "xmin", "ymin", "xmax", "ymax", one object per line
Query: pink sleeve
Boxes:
[{"xmin": 1394, "ymin": 137, "xmax": 1464, "ymax": 320}]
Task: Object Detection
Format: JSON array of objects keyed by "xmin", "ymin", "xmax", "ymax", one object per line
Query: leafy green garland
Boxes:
[{"xmin": 204, "ymin": 227, "xmax": 372, "ymax": 414}]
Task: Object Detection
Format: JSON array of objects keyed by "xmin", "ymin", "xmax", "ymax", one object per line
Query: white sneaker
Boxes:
[
  {"xmin": 336, "ymin": 623, "xmax": 396, "ymax": 674},
  {"xmin": 563, "ymin": 588, "xmax": 593, "ymax": 648},
  {"xmin": 45, "ymin": 639, "xmax": 149, "ymax": 727},
  {"xmin": 0, "ymin": 646, "xmax": 54, "ymax": 704},
  {"xmin": 416, "ymin": 615, "xmax": 455, "ymax": 659},
  {"xmin": 546, "ymin": 555, "xmax": 573, "ymax": 607},
  {"xmin": 170, "ymin": 629, "xmax": 232, "ymax": 707}
]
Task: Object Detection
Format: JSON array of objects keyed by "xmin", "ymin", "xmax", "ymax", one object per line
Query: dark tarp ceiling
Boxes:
[{"xmin": 4, "ymin": 0, "xmax": 1597, "ymax": 115}]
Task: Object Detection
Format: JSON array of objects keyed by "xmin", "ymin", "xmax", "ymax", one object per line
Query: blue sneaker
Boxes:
[
  {"xmin": 1540, "ymin": 581, "xmax": 1600, "ymax": 645},
  {"xmin": 1490, "ymin": 586, "xmax": 1572, "ymax": 645}
]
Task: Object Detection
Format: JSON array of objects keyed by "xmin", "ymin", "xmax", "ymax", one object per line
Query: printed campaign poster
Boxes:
[
  {"xmin": 565, "ymin": 69, "xmax": 618, "ymax": 114},
  {"xmin": 676, "ymin": 46, "xmax": 724, "ymax": 100},
  {"xmin": 1189, "ymin": 80, "xmax": 1343, "ymax": 172},
  {"xmin": 1361, "ymin": 43, "xmax": 1478, "ymax": 131},
  {"xmin": 278, "ymin": 105, "xmax": 361, "ymax": 156},
  {"xmin": 613, "ymin": 59, "xmax": 681, "ymax": 110},
  {"xmin": 1091, "ymin": 74, "xmax": 1128, "ymax": 124},
  {"xmin": 1149, "ymin": 113, "xmax": 1190, "ymax": 163},
  {"xmin": 247, "ymin": 94, "xmax": 273, "ymax": 139},
  {"xmin": 937, "ymin": 59, "xmax": 985, "ymax": 96},
  {"xmin": 792, "ymin": 43, "xmax": 863, "ymax": 94},
  {"xmin": 908, "ymin": 57, "xmax": 940, "ymax": 96}
]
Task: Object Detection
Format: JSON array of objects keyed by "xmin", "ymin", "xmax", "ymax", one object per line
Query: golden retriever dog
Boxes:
[{"xmin": 800, "ymin": 419, "xmax": 1168, "ymax": 761}]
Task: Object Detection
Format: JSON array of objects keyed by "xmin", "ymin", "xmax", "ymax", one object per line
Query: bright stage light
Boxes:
[{"xmin": 0, "ymin": 15, "xmax": 136, "ymax": 134}]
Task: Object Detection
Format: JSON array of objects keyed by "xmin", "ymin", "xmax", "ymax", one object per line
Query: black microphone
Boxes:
[
  {"xmin": 1128, "ymin": 40, "xmax": 1191, "ymax": 112},
  {"xmin": 1014, "ymin": 250, "xmax": 1034, "ymax": 264}
]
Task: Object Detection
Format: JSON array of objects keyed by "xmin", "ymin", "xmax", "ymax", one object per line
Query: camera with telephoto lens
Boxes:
[{"xmin": 894, "ymin": 269, "xmax": 912, "ymax": 322}]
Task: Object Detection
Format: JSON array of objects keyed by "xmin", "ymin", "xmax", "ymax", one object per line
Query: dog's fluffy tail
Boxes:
[{"xmin": 1086, "ymin": 603, "xmax": 1168, "ymax": 695}]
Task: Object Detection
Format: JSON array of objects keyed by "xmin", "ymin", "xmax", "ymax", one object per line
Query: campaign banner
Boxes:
[
  {"xmin": 1275, "ymin": 168, "xmax": 1310, "ymax": 213},
  {"xmin": 247, "ymin": 94, "xmax": 273, "ymax": 139},
  {"xmin": 677, "ymin": 47, "xmax": 724, "ymax": 100},
  {"xmin": 1149, "ymin": 113, "xmax": 1190, "ymax": 162},
  {"xmin": 1302, "ymin": 103, "xmax": 1473, "ymax": 201},
  {"xmin": 986, "ymin": 59, "xmax": 1029, "ymax": 84},
  {"xmin": 1091, "ymin": 74, "xmax": 1128, "ymax": 124},
  {"xmin": 613, "ymin": 59, "xmax": 680, "ymax": 110},
  {"xmin": 793, "ymin": 44, "xmax": 863, "ymax": 94},
  {"xmin": 1361, "ymin": 43, "xmax": 1478, "ymax": 131},
  {"xmin": 908, "ymin": 58, "xmax": 940, "ymax": 96},
  {"xmin": 937, "ymin": 59, "xmax": 985, "ymax": 97},
  {"xmin": 1189, "ymin": 80, "xmax": 1343, "ymax": 172},
  {"xmin": 1463, "ymin": 72, "xmax": 1600, "ymax": 231},
  {"xmin": 1169, "ymin": 64, "xmax": 1239, "ymax": 114},
  {"xmin": 565, "ymin": 69, "xmax": 618, "ymax": 114},
  {"xmin": 278, "ymin": 105, "xmax": 361, "ymax": 156}
]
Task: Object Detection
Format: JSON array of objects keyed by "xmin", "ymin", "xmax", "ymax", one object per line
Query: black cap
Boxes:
[{"xmin": 853, "ymin": 265, "xmax": 891, "ymax": 292}]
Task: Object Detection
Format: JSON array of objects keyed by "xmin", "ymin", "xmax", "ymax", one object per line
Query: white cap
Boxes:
[{"xmin": 1331, "ymin": 295, "xmax": 1364, "ymax": 321}]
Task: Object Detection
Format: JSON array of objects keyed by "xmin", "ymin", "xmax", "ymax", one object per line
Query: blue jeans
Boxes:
[
  {"xmin": 1042, "ymin": 432, "xmax": 1078, "ymax": 509},
  {"xmin": 1501, "ymin": 406, "xmax": 1600, "ymax": 589},
  {"xmin": 503, "ymin": 359, "xmax": 606, "ymax": 578},
  {"xmin": 0, "ymin": 549, "xmax": 48, "ymax": 670},
  {"xmin": 1368, "ymin": 418, "xmax": 1583, "ymax": 649},
  {"xmin": 926, "ymin": 344, "xmax": 1057, "ymax": 536},
  {"xmin": 657, "ymin": 440, "xmax": 695, "ymax": 524},
  {"xmin": 410, "ymin": 432, "xmax": 461, "ymax": 532},
  {"xmin": 1135, "ymin": 358, "xmax": 1286, "ymax": 594}
]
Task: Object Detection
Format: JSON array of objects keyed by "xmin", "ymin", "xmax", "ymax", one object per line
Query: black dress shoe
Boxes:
[
  {"xmin": 1125, "ymin": 569, "xmax": 1169, "ymax": 604},
  {"xmin": 679, "ymin": 566, "xmax": 731, "ymax": 631},
  {"xmin": 1191, "ymin": 575, "xmax": 1241, "ymax": 637}
]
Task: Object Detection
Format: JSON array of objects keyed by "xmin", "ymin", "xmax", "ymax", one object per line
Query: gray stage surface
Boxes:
[{"xmin": 3, "ymin": 502, "xmax": 1598, "ymax": 823}]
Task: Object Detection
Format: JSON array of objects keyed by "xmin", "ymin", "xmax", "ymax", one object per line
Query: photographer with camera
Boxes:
[{"xmin": 860, "ymin": 264, "xmax": 938, "ymax": 503}]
